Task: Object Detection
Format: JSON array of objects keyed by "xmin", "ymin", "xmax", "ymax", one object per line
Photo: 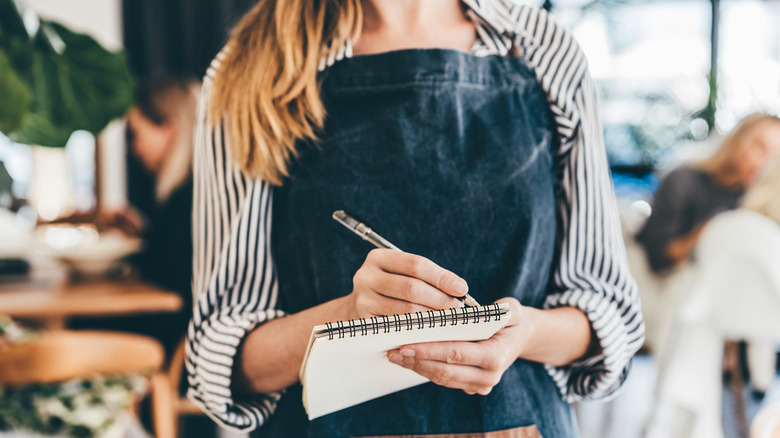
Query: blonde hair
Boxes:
[
  {"xmin": 698, "ymin": 113, "xmax": 780, "ymax": 179},
  {"xmin": 742, "ymin": 158, "xmax": 780, "ymax": 223},
  {"xmin": 208, "ymin": 0, "xmax": 362, "ymax": 185}
]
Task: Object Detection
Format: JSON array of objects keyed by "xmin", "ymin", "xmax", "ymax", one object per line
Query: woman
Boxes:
[
  {"xmin": 636, "ymin": 113, "xmax": 780, "ymax": 274},
  {"xmin": 125, "ymin": 77, "xmax": 200, "ymax": 300},
  {"xmin": 98, "ymin": 77, "xmax": 201, "ymax": 352},
  {"xmin": 649, "ymin": 158, "xmax": 780, "ymax": 438},
  {"xmin": 187, "ymin": 1, "xmax": 644, "ymax": 436}
]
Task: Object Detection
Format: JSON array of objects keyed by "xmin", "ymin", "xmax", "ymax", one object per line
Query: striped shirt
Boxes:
[{"xmin": 187, "ymin": 0, "xmax": 645, "ymax": 431}]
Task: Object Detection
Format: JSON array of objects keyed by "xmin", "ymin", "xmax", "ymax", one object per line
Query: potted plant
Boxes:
[{"xmin": 0, "ymin": 0, "xmax": 134, "ymax": 147}]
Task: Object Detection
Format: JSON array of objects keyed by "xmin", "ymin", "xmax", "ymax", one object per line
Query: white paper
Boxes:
[{"xmin": 300, "ymin": 304, "xmax": 511, "ymax": 419}]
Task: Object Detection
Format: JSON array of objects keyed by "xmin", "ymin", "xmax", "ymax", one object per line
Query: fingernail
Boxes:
[
  {"xmin": 388, "ymin": 353, "xmax": 403, "ymax": 364},
  {"xmin": 452, "ymin": 278, "xmax": 469, "ymax": 296},
  {"xmin": 400, "ymin": 349, "xmax": 415, "ymax": 357}
]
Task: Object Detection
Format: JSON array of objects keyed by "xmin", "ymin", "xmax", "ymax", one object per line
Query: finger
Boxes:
[
  {"xmin": 388, "ymin": 355, "xmax": 499, "ymax": 395},
  {"xmin": 493, "ymin": 297, "xmax": 524, "ymax": 328},
  {"xmin": 367, "ymin": 249, "xmax": 469, "ymax": 298},
  {"xmin": 366, "ymin": 272, "xmax": 464, "ymax": 310},
  {"xmin": 365, "ymin": 294, "xmax": 438, "ymax": 317},
  {"xmin": 396, "ymin": 341, "xmax": 501, "ymax": 370}
]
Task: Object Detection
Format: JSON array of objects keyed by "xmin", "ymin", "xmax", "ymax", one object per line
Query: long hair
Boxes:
[
  {"xmin": 698, "ymin": 113, "xmax": 780, "ymax": 180},
  {"xmin": 208, "ymin": 0, "xmax": 362, "ymax": 185},
  {"xmin": 742, "ymin": 158, "xmax": 780, "ymax": 223}
]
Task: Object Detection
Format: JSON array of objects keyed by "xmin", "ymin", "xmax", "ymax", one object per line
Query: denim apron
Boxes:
[{"xmin": 260, "ymin": 49, "xmax": 577, "ymax": 437}]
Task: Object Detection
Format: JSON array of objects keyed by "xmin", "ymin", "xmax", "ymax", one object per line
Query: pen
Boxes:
[{"xmin": 332, "ymin": 210, "xmax": 480, "ymax": 307}]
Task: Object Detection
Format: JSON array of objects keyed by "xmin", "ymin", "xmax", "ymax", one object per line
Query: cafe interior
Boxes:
[{"xmin": 1, "ymin": 0, "xmax": 779, "ymax": 437}]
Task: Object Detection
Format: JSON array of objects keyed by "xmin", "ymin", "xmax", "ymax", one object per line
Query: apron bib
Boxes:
[{"xmin": 260, "ymin": 48, "xmax": 576, "ymax": 437}]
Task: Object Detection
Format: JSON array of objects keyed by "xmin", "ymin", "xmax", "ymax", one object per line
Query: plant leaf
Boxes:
[
  {"xmin": 0, "ymin": 48, "xmax": 30, "ymax": 133},
  {"xmin": 0, "ymin": 2, "xmax": 133, "ymax": 147},
  {"xmin": 0, "ymin": 0, "xmax": 31, "ymax": 44}
]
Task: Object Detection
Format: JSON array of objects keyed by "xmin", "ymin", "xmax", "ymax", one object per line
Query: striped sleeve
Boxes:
[
  {"xmin": 507, "ymin": 5, "xmax": 646, "ymax": 402},
  {"xmin": 186, "ymin": 55, "xmax": 285, "ymax": 431}
]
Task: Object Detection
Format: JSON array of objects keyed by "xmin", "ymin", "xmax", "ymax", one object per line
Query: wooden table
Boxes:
[
  {"xmin": 0, "ymin": 266, "xmax": 187, "ymax": 437},
  {"xmin": 0, "ymin": 278, "xmax": 183, "ymax": 328}
]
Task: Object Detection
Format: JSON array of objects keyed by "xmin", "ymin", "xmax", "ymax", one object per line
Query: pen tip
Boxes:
[{"xmin": 464, "ymin": 295, "xmax": 481, "ymax": 307}]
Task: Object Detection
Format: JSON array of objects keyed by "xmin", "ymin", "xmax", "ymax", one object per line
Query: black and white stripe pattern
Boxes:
[{"xmin": 187, "ymin": 1, "xmax": 645, "ymax": 430}]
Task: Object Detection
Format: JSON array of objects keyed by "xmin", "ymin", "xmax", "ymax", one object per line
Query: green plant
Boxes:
[
  {"xmin": 0, "ymin": 0, "xmax": 133, "ymax": 147},
  {"xmin": 0, "ymin": 375, "xmax": 147, "ymax": 438}
]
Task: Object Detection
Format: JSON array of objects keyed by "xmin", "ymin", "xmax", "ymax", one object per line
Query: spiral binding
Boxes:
[{"xmin": 325, "ymin": 303, "xmax": 503, "ymax": 340}]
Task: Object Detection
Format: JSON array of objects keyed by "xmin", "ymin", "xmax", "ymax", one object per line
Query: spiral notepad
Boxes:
[{"xmin": 299, "ymin": 303, "xmax": 511, "ymax": 419}]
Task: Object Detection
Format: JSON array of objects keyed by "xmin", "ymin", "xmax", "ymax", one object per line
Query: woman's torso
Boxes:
[{"xmin": 261, "ymin": 49, "xmax": 575, "ymax": 437}]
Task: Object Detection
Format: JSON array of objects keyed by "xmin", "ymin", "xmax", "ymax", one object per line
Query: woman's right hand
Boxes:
[
  {"xmin": 346, "ymin": 249, "xmax": 469, "ymax": 319},
  {"xmin": 236, "ymin": 249, "xmax": 469, "ymax": 393},
  {"xmin": 99, "ymin": 205, "xmax": 145, "ymax": 236}
]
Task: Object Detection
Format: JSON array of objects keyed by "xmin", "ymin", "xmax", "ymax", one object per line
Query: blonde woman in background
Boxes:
[
  {"xmin": 634, "ymin": 113, "xmax": 780, "ymax": 369},
  {"xmin": 636, "ymin": 113, "xmax": 780, "ymax": 274},
  {"xmin": 186, "ymin": 1, "xmax": 645, "ymax": 436},
  {"xmin": 650, "ymin": 157, "xmax": 780, "ymax": 438}
]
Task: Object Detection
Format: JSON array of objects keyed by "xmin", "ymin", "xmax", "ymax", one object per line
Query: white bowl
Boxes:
[{"xmin": 37, "ymin": 226, "xmax": 142, "ymax": 276}]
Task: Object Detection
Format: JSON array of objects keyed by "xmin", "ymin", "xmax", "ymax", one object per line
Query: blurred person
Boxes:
[
  {"xmin": 74, "ymin": 76, "xmax": 207, "ymax": 437},
  {"xmin": 649, "ymin": 157, "xmax": 780, "ymax": 438},
  {"xmin": 636, "ymin": 113, "xmax": 780, "ymax": 274},
  {"xmin": 124, "ymin": 77, "xmax": 200, "ymax": 303},
  {"xmin": 89, "ymin": 76, "xmax": 201, "ymax": 353}
]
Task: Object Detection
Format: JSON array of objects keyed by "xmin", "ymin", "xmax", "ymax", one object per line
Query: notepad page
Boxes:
[{"xmin": 301, "ymin": 308, "xmax": 510, "ymax": 419}]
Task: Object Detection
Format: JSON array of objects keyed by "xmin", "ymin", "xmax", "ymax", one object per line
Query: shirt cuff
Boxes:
[
  {"xmin": 186, "ymin": 308, "xmax": 287, "ymax": 432},
  {"xmin": 542, "ymin": 289, "xmax": 644, "ymax": 402}
]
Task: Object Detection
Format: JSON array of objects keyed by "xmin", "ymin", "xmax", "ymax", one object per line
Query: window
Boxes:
[{"xmin": 717, "ymin": 0, "xmax": 780, "ymax": 131}]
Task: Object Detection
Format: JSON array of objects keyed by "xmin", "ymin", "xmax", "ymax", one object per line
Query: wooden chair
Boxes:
[
  {"xmin": 164, "ymin": 337, "xmax": 208, "ymax": 437},
  {"xmin": 0, "ymin": 330, "xmax": 174, "ymax": 438}
]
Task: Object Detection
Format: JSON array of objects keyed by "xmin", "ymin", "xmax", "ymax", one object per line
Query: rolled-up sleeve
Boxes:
[
  {"xmin": 542, "ymin": 66, "xmax": 645, "ymax": 402},
  {"xmin": 186, "ymin": 60, "xmax": 285, "ymax": 431},
  {"xmin": 509, "ymin": 5, "xmax": 645, "ymax": 402}
]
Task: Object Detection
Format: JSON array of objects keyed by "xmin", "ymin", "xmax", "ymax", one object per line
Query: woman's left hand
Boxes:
[{"xmin": 387, "ymin": 297, "xmax": 530, "ymax": 395}]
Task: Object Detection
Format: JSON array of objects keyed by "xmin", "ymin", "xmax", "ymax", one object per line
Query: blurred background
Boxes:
[{"xmin": 1, "ymin": 0, "xmax": 779, "ymax": 437}]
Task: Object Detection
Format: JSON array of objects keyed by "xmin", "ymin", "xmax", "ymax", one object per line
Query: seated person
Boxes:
[
  {"xmin": 81, "ymin": 76, "xmax": 201, "ymax": 354},
  {"xmin": 125, "ymin": 77, "xmax": 200, "ymax": 304},
  {"xmin": 126, "ymin": 76, "xmax": 201, "ymax": 351},
  {"xmin": 637, "ymin": 113, "xmax": 780, "ymax": 274},
  {"xmin": 649, "ymin": 156, "xmax": 780, "ymax": 438}
]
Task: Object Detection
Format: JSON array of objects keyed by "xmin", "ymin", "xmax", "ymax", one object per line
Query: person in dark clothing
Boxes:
[
  {"xmin": 93, "ymin": 77, "xmax": 201, "ymax": 353},
  {"xmin": 126, "ymin": 77, "xmax": 200, "ymax": 313},
  {"xmin": 67, "ymin": 77, "xmax": 211, "ymax": 437},
  {"xmin": 636, "ymin": 113, "xmax": 780, "ymax": 273}
]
